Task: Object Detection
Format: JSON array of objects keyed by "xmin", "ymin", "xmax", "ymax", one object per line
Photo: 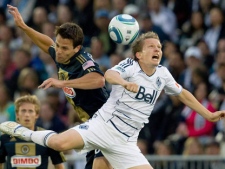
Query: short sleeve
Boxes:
[
  {"xmin": 163, "ymin": 67, "xmax": 183, "ymax": 95},
  {"xmin": 48, "ymin": 148, "xmax": 66, "ymax": 165},
  {"xmin": 111, "ymin": 58, "xmax": 135, "ymax": 79}
]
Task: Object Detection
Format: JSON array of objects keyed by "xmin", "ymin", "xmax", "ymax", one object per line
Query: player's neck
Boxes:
[{"xmin": 139, "ymin": 62, "xmax": 156, "ymax": 76}]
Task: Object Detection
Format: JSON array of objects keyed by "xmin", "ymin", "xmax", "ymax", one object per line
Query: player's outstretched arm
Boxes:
[
  {"xmin": 177, "ymin": 89, "xmax": 225, "ymax": 122},
  {"xmin": 7, "ymin": 4, "xmax": 54, "ymax": 54},
  {"xmin": 105, "ymin": 69, "xmax": 139, "ymax": 93},
  {"xmin": 38, "ymin": 72, "xmax": 105, "ymax": 90}
]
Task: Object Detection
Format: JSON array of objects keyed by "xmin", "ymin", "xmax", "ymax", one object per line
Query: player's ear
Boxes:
[
  {"xmin": 74, "ymin": 45, "xmax": 81, "ymax": 53},
  {"xmin": 16, "ymin": 114, "xmax": 19, "ymax": 123},
  {"xmin": 136, "ymin": 52, "xmax": 142, "ymax": 59}
]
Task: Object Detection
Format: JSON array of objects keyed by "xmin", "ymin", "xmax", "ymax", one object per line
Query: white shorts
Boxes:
[{"xmin": 71, "ymin": 112, "xmax": 149, "ymax": 169}]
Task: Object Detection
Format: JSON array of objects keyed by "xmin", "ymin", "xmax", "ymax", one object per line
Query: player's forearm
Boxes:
[
  {"xmin": 177, "ymin": 89, "xmax": 213, "ymax": 120},
  {"xmin": 54, "ymin": 163, "xmax": 65, "ymax": 169},
  {"xmin": 21, "ymin": 25, "xmax": 54, "ymax": 53},
  {"xmin": 63, "ymin": 72, "xmax": 105, "ymax": 89},
  {"xmin": 105, "ymin": 70, "xmax": 126, "ymax": 86}
]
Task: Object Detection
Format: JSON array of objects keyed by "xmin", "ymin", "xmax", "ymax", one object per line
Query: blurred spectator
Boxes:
[
  {"xmin": 0, "ymin": 44, "xmax": 16, "ymax": 81},
  {"xmin": 196, "ymin": 39, "xmax": 214, "ymax": 72},
  {"xmin": 203, "ymin": 7, "xmax": 225, "ymax": 55},
  {"xmin": 164, "ymin": 0, "xmax": 191, "ymax": 29},
  {"xmin": 161, "ymin": 41, "xmax": 178, "ymax": 67},
  {"xmin": 175, "ymin": 82, "xmax": 216, "ymax": 148},
  {"xmin": 0, "ymin": 24, "xmax": 18, "ymax": 51},
  {"xmin": 110, "ymin": 0, "xmax": 128, "ymax": 18},
  {"xmin": 27, "ymin": 6, "xmax": 48, "ymax": 32},
  {"xmin": 0, "ymin": 7, "xmax": 6, "ymax": 25},
  {"xmin": 73, "ymin": 0, "xmax": 98, "ymax": 46},
  {"xmin": 38, "ymin": 50, "xmax": 58, "ymax": 78},
  {"xmin": 183, "ymin": 46, "xmax": 203, "ymax": 91},
  {"xmin": 90, "ymin": 37, "xmax": 110, "ymax": 70},
  {"xmin": 6, "ymin": 0, "xmax": 36, "ymax": 26},
  {"xmin": 6, "ymin": 48, "xmax": 33, "ymax": 98},
  {"xmin": 137, "ymin": 138, "xmax": 148, "ymax": 156},
  {"xmin": 36, "ymin": 101, "xmax": 67, "ymax": 133},
  {"xmin": 182, "ymin": 137, "xmax": 204, "ymax": 169},
  {"xmin": 0, "ymin": 83, "xmax": 15, "ymax": 123},
  {"xmin": 46, "ymin": 88, "xmax": 69, "ymax": 126},
  {"xmin": 94, "ymin": 9, "xmax": 116, "ymax": 55},
  {"xmin": 123, "ymin": 4, "xmax": 139, "ymax": 19},
  {"xmin": 191, "ymin": 65, "xmax": 209, "ymax": 91},
  {"xmin": 180, "ymin": 11, "xmax": 206, "ymax": 52},
  {"xmin": 209, "ymin": 51, "xmax": 225, "ymax": 90},
  {"xmin": 109, "ymin": 52, "xmax": 124, "ymax": 68},
  {"xmin": 217, "ymin": 37, "xmax": 225, "ymax": 53},
  {"xmin": 147, "ymin": 0, "xmax": 178, "ymax": 42},
  {"xmin": 147, "ymin": 92, "xmax": 184, "ymax": 154},
  {"xmin": 204, "ymin": 141, "xmax": 225, "ymax": 169},
  {"xmin": 197, "ymin": 0, "xmax": 216, "ymax": 27},
  {"xmin": 15, "ymin": 67, "xmax": 46, "ymax": 101},
  {"xmin": 167, "ymin": 50, "xmax": 186, "ymax": 86},
  {"xmin": 93, "ymin": 0, "xmax": 111, "ymax": 12},
  {"xmin": 41, "ymin": 21, "xmax": 56, "ymax": 41},
  {"xmin": 139, "ymin": 13, "xmax": 170, "ymax": 44},
  {"xmin": 153, "ymin": 140, "xmax": 177, "ymax": 169},
  {"xmin": 55, "ymin": 4, "xmax": 73, "ymax": 25}
]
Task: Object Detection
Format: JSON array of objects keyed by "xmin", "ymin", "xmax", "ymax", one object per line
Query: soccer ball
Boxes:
[{"xmin": 108, "ymin": 14, "xmax": 139, "ymax": 45}]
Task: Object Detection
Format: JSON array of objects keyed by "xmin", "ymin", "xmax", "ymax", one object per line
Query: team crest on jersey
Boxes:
[
  {"xmin": 115, "ymin": 66, "xmax": 125, "ymax": 72},
  {"xmin": 21, "ymin": 145, "xmax": 30, "ymax": 154},
  {"xmin": 156, "ymin": 77, "xmax": 162, "ymax": 88},
  {"xmin": 63, "ymin": 87, "xmax": 76, "ymax": 98}
]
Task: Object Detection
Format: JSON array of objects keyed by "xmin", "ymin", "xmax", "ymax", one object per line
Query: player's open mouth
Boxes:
[{"xmin": 152, "ymin": 55, "xmax": 159, "ymax": 60}]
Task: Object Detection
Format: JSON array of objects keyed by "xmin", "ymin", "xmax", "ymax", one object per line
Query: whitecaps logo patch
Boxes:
[{"xmin": 63, "ymin": 87, "xmax": 76, "ymax": 98}]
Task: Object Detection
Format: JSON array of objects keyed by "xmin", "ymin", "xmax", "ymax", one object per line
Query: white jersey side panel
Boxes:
[{"xmin": 98, "ymin": 58, "xmax": 182, "ymax": 140}]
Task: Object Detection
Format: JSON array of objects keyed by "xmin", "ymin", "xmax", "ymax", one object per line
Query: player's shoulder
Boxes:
[
  {"xmin": 0, "ymin": 132, "xmax": 11, "ymax": 142},
  {"xmin": 119, "ymin": 58, "xmax": 136, "ymax": 67},
  {"xmin": 77, "ymin": 47, "xmax": 93, "ymax": 60},
  {"xmin": 156, "ymin": 65, "xmax": 168, "ymax": 71}
]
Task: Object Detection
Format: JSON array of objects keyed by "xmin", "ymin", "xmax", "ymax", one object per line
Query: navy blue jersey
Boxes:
[
  {"xmin": 48, "ymin": 46, "xmax": 108, "ymax": 121},
  {"xmin": 0, "ymin": 127, "xmax": 65, "ymax": 169}
]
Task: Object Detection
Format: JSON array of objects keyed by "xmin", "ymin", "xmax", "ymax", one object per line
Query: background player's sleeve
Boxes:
[
  {"xmin": 48, "ymin": 148, "xmax": 66, "ymax": 165},
  {"xmin": 111, "ymin": 58, "xmax": 135, "ymax": 79},
  {"xmin": 163, "ymin": 67, "xmax": 183, "ymax": 95},
  {"xmin": 0, "ymin": 134, "xmax": 7, "ymax": 163}
]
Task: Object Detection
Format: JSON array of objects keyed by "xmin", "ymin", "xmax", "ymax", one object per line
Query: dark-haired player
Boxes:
[{"xmin": 7, "ymin": 4, "xmax": 110, "ymax": 169}]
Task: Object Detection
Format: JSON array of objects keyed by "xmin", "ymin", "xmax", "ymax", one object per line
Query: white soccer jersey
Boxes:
[{"xmin": 98, "ymin": 58, "xmax": 182, "ymax": 141}]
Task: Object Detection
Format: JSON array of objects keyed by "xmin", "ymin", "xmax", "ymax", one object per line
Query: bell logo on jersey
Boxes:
[
  {"xmin": 135, "ymin": 86, "xmax": 158, "ymax": 104},
  {"xmin": 63, "ymin": 87, "xmax": 76, "ymax": 98},
  {"xmin": 11, "ymin": 155, "xmax": 41, "ymax": 167}
]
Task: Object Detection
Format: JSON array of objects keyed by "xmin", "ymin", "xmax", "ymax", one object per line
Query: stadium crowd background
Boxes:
[{"xmin": 1, "ymin": 0, "xmax": 225, "ymax": 167}]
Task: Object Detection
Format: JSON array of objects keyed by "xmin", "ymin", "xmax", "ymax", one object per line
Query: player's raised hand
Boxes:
[
  {"xmin": 7, "ymin": 4, "xmax": 26, "ymax": 28},
  {"xmin": 38, "ymin": 78, "xmax": 64, "ymax": 90},
  {"xmin": 123, "ymin": 82, "xmax": 139, "ymax": 93},
  {"xmin": 209, "ymin": 111, "xmax": 225, "ymax": 122}
]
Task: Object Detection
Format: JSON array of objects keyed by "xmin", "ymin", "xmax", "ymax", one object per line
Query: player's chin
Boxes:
[{"xmin": 56, "ymin": 57, "xmax": 64, "ymax": 64}]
